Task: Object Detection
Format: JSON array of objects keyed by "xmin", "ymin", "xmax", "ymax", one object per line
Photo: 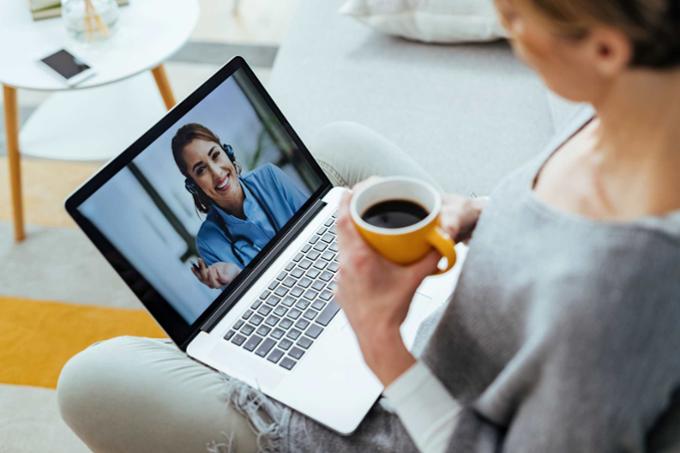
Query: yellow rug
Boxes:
[{"xmin": 0, "ymin": 296, "xmax": 165, "ymax": 389}]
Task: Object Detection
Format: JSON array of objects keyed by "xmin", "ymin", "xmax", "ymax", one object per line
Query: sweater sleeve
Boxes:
[{"xmin": 383, "ymin": 361, "xmax": 462, "ymax": 453}]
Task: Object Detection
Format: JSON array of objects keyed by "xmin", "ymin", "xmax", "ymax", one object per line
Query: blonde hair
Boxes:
[{"xmin": 524, "ymin": 0, "xmax": 680, "ymax": 68}]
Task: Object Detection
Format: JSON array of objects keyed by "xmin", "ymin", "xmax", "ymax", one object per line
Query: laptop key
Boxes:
[
  {"xmin": 322, "ymin": 251, "xmax": 335, "ymax": 261},
  {"xmin": 298, "ymin": 277, "xmax": 312, "ymax": 288},
  {"xmin": 257, "ymin": 305, "xmax": 272, "ymax": 316},
  {"xmin": 295, "ymin": 300, "xmax": 310, "ymax": 310},
  {"xmin": 244, "ymin": 335, "xmax": 263, "ymax": 352},
  {"xmin": 231, "ymin": 333, "xmax": 247, "ymax": 346},
  {"xmin": 297, "ymin": 336, "xmax": 313, "ymax": 349},
  {"xmin": 290, "ymin": 286, "xmax": 304, "ymax": 298},
  {"xmin": 289, "ymin": 347, "xmax": 305, "ymax": 360},
  {"xmin": 277, "ymin": 271, "xmax": 287, "ymax": 281},
  {"xmin": 306, "ymin": 269, "xmax": 321, "ymax": 279},
  {"xmin": 283, "ymin": 277, "xmax": 296, "ymax": 288},
  {"xmin": 250, "ymin": 314, "xmax": 264, "ymax": 325},
  {"xmin": 303, "ymin": 309, "xmax": 319, "ymax": 321},
  {"xmin": 274, "ymin": 286, "xmax": 289, "ymax": 297},
  {"xmin": 309, "ymin": 235, "xmax": 320, "ymax": 245},
  {"xmin": 305, "ymin": 324, "xmax": 323, "ymax": 339},
  {"xmin": 313, "ymin": 241, "xmax": 328, "ymax": 252},
  {"xmin": 273, "ymin": 306, "xmax": 288, "ymax": 317},
  {"xmin": 280, "ymin": 357, "xmax": 297, "ymax": 370},
  {"xmin": 319, "ymin": 271, "xmax": 333, "ymax": 282},
  {"xmin": 313, "ymin": 260, "xmax": 327, "ymax": 270},
  {"xmin": 295, "ymin": 319, "xmax": 310, "ymax": 330},
  {"xmin": 267, "ymin": 348, "xmax": 284, "ymax": 364},
  {"xmin": 255, "ymin": 338, "xmax": 276, "ymax": 357},
  {"xmin": 303, "ymin": 289, "xmax": 319, "ymax": 300},
  {"xmin": 315, "ymin": 300, "xmax": 340, "ymax": 326},
  {"xmin": 279, "ymin": 339, "xmax": 293, "ymax": 350},
  {"xmin": 265, "ymin": 315, "xmax": 280, "ymax": 327},
  {"xmin": 330, "ymin": 242, "xmax": 339, "ymax": 253},
  {"xmin": 327, "ymin": 281, "xmax": 337, "ymax": 292},
  {"xmin": 311, "ymin": 280, "xmax": 325, "ymax": 292},
  {"xmin": 242, "ymin": 309, "xmax": 253, "ymax": 320},
  {"xmin": 288, "ymin": 308, "xmax": 302, "ymax": 319},
  {"xmin": 307, "ymin": 251, "xmax": 321, "ymax": 261},
  {"xmin": 298, "ymin": 258, "xmax": 312, "ymax": 270},
  {"xmin": 240, "ymin": 324, "xmax": 255, "ymax": 336},
  {"xmin": 268, "ymin": 281, "xmax": 278, "ymax": 291},
  {"xmin": 319, "ymin": 290, "xmax": 333, "ymax": 301},
  {"xmin": 316, "ymin": 226, "xmax": 327, "ymax": 235},
  {"xmin": 293, "ymin": 253, "xmax": 304, "ymax": 262},
  {"xmin": 265, "ymin": 295, "xmax": 281, "ymax": 307},
  {"xmin": 251, "ymin": 299, "xmax": 262, "ymax": 310},
  {"xmin": 224, "ymin": 330, "xmax": 235, "ymax": 341},
  {"xmin": 281, "ymin": 296, "xmax": 295, "ymax": 307},
  {"xmin": 290, "ymin": 267, "xmax": 304, "ymax": 278},
  {"xmin": 271, "ymin": 328, "xmax": 285, "ymax": 340},
  {"xmin": 302, "ymin": 244, "xmax": 312, "ymax": 253},
  {"xmin": 279, "ymin": 318, "xmax": 293, "ymax": 330},
  {"xmin": 259, "ymin": 290, "xmax": 271, "ymax": 300},
  {"xmin": 321, "ymin": 233, "xmax": 334, "ymax": 243},
  {"xmin": 286, "ymin": 329, "xmax": 302, "ymax": 340},
  {"xmin": 285, "ymin": 262, "xmax": 295, "ymax": 272},
  {"xmin": 311, "ymin": 300, "xmax": 326, "ymax": 311},
  {"xmin": 324, "ymin": 217, "xmax": 334, "ymax": 227},
  {"xmin": 328, "ymin": 261, "xmax": 340, "ymax": 273},
  {"xmin": 234, "ymin": 319, "xmax": 244, "ymax": 330},
  {"xmin": 256, "ymin": 325, "xmax": 271, "ymax": 337}
]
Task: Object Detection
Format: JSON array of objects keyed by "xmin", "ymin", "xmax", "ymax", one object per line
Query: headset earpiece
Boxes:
[
  {"xmin": 222, "ymin": 143, "xmax": 236, "ymax": 162},
  {"xmin": 184, "ymin": 178, "xmax": 199, "ymax": 196}
]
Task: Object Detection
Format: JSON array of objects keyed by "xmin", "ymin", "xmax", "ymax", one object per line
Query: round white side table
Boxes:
[{"xmin": 0, "ymin": 0, "xmax": 199, "ymax": 242}]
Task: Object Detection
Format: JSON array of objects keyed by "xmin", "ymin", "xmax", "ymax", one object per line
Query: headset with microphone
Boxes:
[{"xmin": 184, "ymin": 143, "xmax": 281, "ymax": 267}]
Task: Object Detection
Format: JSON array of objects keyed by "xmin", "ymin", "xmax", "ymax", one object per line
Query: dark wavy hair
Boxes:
[
  {"xmin": 171, "ymin": 123, "xmax": 241, "ymax": 214},
  {"xmin": 522, "ymin": 0, "xmax": 680, "ymax": 68}
]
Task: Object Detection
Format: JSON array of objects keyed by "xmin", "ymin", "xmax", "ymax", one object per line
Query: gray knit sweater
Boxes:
[{"xmin": 286, "ymin": 110, "xmax": 680, "ymax": 452}]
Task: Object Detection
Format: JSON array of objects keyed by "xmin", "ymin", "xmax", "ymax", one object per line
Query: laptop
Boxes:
[{"xmin": 66, "ymin": 57, "xmax": 455, "ymax": 434}]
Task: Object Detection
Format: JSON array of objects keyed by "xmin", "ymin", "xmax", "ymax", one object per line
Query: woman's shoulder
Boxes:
[{"xmin": 242, "ymin": 163, "xmax": 281, "ymax": 182}]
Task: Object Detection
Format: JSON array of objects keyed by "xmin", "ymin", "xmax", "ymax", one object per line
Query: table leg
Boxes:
[
  {"xmin": 3, "ymin": 85, "xmax": 25, "ymax": 242},
  {"xmin": 151, "ymin": 65, "xmax": 176, "ymax": 111}
]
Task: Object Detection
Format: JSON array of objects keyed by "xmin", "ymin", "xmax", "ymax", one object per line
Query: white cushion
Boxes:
[{"xmin": 339, "ymin": 0, "xmax": 506, "ymax": 43}]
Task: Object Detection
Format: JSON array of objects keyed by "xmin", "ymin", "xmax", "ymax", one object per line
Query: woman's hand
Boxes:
[
  {"xmin": 440, "ymin": 194, "xmax": 487, "ymax": 242},
  {"xmin": 335, "ymin": 188, "xmax": 440, "ymax": 387},
  {"xmin": 191, "ymin": 259, "xmax": 241, "ymax": 289}
]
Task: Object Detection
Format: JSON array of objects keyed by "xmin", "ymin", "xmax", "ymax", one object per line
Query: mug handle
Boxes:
[{"xmin": 426, "ymin": 227, "xmax": 457, "ymax": 274}]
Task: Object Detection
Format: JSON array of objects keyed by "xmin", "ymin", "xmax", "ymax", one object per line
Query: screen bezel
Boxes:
[{"xmin": 65, "ymin": 57, "xmax": 332, "ymax": 349}]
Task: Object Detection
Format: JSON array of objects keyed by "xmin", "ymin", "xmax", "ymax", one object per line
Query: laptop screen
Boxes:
[{"xmin": 73, "ymin": 62, "xmax": 328, "ymax": 339}]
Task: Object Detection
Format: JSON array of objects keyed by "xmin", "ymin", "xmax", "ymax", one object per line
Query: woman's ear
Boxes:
[{"xmin": 585, "ymin": 26, "xmax": 633, "ymax": 77}]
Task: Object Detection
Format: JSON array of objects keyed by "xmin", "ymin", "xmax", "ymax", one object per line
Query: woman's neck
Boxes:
[
  {"xmin": 589, "ymin": 68, "xmax": 680, "ymax": 216},
  {"xmin": 217, "ymin": 183, "xmax": 246, "ymax": 220}
]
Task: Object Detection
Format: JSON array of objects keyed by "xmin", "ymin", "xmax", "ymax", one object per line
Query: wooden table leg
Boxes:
[
  {"xmin": 151, "ymin": 65, "xmax": 176, "ymax": 111},
  {"xmin": 3, "ymin": 84, "xmax": 25, "ymax": 242}
]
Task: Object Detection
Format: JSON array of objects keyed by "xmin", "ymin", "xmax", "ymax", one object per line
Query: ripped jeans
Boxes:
[{"xmin": 56, "ymin": 122, "xmax": 439, "ymax": 452}]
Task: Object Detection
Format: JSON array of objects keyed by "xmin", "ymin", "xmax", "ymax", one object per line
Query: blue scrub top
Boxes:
[{"xmin": 195, "ymin": 163, "xmax": 310, "ymax": 268}]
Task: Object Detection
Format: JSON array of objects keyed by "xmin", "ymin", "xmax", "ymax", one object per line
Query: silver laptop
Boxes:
[{"xmin": 66, "ymin": 57, "xmax": 452, "ymax": 434}]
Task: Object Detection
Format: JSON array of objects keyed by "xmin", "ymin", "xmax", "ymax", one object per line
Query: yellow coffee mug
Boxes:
[{"xmin": 350, "ymin": 177, "xmax": 456, "ymax": 273}]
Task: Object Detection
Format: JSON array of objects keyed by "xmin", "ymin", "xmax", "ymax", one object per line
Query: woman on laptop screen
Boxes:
[{"xmin": 172, "ymin": 123, "xmax": 309, "ymax": 289}]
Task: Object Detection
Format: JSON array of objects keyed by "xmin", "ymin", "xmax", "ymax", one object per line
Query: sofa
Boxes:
[{"xmin": 268, "ymin": 0, "xmax": 581, "ymax": 196}]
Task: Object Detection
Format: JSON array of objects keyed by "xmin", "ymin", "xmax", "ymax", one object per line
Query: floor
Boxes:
[{"xmin": 0, "ymin": 0, "xmax": 299, "ymax": 450}]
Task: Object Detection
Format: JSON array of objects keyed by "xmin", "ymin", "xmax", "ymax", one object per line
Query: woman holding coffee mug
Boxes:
[{"xmin": 58, "ymin": 0, "xmax": 680, "ymax": 451}]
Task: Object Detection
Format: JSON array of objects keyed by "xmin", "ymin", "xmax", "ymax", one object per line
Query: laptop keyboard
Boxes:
[{"xmin": 223, "ymin": 213, "xmax": 341, "ymax": 371}]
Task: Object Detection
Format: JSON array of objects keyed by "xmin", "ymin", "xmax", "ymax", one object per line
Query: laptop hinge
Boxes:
[{"xmin": 199, "ymin": 198, "xmax": 328, "ymax": 334}]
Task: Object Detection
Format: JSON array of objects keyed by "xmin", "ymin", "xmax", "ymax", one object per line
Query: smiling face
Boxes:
[{"xmin": 181, "ymin": 139, "xmax": 244, "ymax": 214}]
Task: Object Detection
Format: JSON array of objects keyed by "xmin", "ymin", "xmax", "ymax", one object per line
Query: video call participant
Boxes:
[{"xmin": 171, "ymin": 123, "xmax": 309, "ymax": 289}]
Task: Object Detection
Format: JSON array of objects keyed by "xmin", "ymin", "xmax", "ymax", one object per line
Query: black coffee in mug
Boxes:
[{"xmin": 361, "ymin": 199, "xmax": 429, "ymax": 229}]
